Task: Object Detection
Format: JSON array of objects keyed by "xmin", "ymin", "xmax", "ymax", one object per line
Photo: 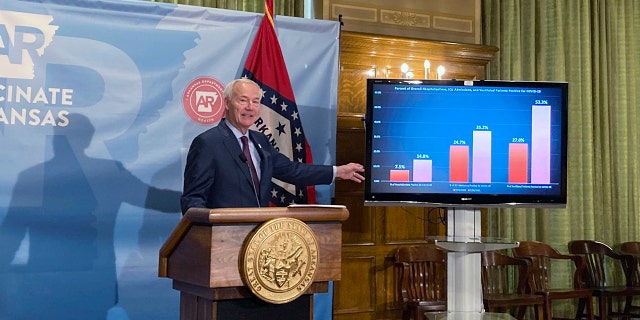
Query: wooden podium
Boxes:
[{"xmin": 158, "ymin": 205, "xmax": 349, "ymax": 320}]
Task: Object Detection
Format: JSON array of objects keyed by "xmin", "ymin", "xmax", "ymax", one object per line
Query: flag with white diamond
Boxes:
[{"xmin": 243, "ymin": 0, "xmax": 317, "ymax": 205}]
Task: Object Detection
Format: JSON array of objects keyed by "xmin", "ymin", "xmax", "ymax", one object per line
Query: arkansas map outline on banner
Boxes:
[{"xmin": 0, "ymin": 0, "xmax": 339, "ymax": 319}]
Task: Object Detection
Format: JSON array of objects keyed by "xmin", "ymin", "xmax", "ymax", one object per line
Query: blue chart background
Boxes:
[
  {"xmin": 368, "ymin": 83, "xmax": 564, "ymax": 195},
  {"xmin": 0, "ymin": 0, "xmax": 340, "ymax": 319}
]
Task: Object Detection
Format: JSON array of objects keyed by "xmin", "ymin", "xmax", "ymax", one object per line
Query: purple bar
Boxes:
[
  {"xmin": 413, "ymin": 159, "xmax": 432, "ymax": 182},
  {"xmin": 472, "ymin": 130, "xmax": 492, "ymax": 183},
  {"xmin": 531, "ymin": 105, "xmax": 551, "ymax": 184}
]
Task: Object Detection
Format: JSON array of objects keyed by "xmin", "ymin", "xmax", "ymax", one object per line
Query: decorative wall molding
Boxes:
[
  {"xmin": 433, "ymin": 15, "xmax": 473, "ymax": 33},
  {"xmin": 330, "ymin": 3, "xmax": 377, "ymax": 22},
  {"xmin": 324, "ymin": 0, "xmax": 479, "ymax": 44},
  {"xmin": 379, "ymin": 9, "xmax": 430, "ymax": 28}
]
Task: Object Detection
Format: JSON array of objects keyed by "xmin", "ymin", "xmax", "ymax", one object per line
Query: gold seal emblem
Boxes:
[{"xmin": 241, "ymin": 217, "xmax": 319, "ymax": 304}]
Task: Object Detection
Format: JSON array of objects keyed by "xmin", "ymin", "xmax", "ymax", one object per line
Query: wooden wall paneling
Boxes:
[
  {"xmin": 338, "ymin": 31, "xmax": 498, "ymax": 114},
  {"xmin": 337, "ymin": 68, "xmax": 368, "ymax": 114},
  {"xmin": 384, "ymin": 207, "xmax": 441, "ymax": 244},
  {"xmin": 383, "ymin": 254, "xmax": 399, "ymax": 317},
  {"xmin": 333, "ymin": 31, "xmax": 497, "ymax": 319},
  {"xmin": 333, "ymin": 255, "xmax": 376, "ymax": 318},
  {"xmin": 339, "ymin": 196, "xmax": 375, "ymax": 246},
  {"xmin": 335, "ymin": 114, "xmax": 373, "ymax": 246}
]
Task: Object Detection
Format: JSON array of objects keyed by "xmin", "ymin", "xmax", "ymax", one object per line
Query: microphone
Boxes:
[{"xmin": 238, "ymin": 153, "xmax": 260, "ymax": 207}]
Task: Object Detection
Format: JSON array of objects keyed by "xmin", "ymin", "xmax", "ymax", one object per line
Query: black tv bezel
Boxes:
[{"xmin": 364, "ymin": 79, "xmax": 569, "ymax": 208}]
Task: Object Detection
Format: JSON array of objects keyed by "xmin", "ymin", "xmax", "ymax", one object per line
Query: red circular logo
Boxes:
[{"xmin": 182, "ymin": 77, "xmax": 226, "ymax": 125}]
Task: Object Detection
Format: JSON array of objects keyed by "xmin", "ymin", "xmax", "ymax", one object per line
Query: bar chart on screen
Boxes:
[
  {"xmin": 370, "ymin": 88, "xmax": 560, "ymax": 195},
  {"xmin": 364, "ymin": 79, "xmax": 568, "ymax": 207}
]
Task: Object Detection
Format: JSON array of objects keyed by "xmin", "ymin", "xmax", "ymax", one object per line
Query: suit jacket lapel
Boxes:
[{"xmin": 220, "ymin": 120, "xmax": 253, "ymax": 180}]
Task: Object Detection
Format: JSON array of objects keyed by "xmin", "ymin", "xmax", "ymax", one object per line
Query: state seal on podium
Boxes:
[{"xmin": 240, "ymin": 217, "xmax": 320, "ymax": 304}]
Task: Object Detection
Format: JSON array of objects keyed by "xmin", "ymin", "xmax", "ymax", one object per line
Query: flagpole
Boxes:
[{"xmin": 265, "ymin": 0, "xmax": 274, "ymax": 27}]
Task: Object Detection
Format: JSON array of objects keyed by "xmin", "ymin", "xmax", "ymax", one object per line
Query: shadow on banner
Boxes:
[{"xmin": 0, "ymin": 114, "xmax": 180, "ymax": 319}]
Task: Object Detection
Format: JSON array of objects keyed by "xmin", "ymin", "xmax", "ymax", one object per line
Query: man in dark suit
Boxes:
[{"xmin": 181, "ymin": 78, "xmax": 364, "ymax": 213}]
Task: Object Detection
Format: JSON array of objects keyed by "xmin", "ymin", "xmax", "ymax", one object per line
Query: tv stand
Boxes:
[{"xmin": 428, "ymin": 208, "xmax": 518, "ymax": 320}]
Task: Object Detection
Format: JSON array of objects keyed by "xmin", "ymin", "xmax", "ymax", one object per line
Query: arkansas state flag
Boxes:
[{"xmin": 243, "ymin": 0, "xmax": 317, "ymax": 206}]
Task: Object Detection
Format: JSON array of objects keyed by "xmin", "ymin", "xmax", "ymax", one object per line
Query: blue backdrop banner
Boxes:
[{"xmin": 0, "ymin": 0, "xmax": 340, "ymax": 319}]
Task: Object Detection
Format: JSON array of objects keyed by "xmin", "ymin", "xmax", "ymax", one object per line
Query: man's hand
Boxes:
[{"xmin": 336, "ymin": 163, "xmax": 365, "ymax": 183}]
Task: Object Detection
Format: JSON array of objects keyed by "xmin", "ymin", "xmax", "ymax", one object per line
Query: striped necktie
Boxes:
[{"xmin": 240, "ymin": 136, "xmax": 260, "ymax": 194}]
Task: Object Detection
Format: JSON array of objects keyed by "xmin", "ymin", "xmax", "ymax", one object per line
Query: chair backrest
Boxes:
[
  {"xmin": 513, "ymin": 240, "xmax": 587, "ymax": 291},
  {"xmin": 568, "ymin": 240, "xmax": 633, "ymax": 287},
  {"xmin": 481, "ymin": 250, "xmax": 532, "ymax": 294},
  {"xmin": 620, "ymin": 242, "xmax": 640, "ymax": 255},
  {"xmin": 619, "ymin": 242, "xmax": 640, "ymax": 286},
  {"xmin": 394, "ymin": 244, "xmax": 447, "ymax": 304}
]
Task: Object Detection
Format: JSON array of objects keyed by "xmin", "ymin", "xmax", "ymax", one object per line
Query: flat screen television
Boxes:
[{"xmin": 364, "ymin": 79, "xmax": 568, "ymax": 208}]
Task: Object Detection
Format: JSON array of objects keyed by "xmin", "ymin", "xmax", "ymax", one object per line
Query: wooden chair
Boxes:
[
  {"xmin": 394, "ymin": 244, "xmax": 447, "ymax": 320},
  {"xmin": 618, "ymin": 241, "xmax": 640, "ymax": 317},
  {"xmin": 513, "ymin": 241, "xmax": 594, "ymax": 320},
  {"xmin": 568, "ymin": 240, "xmax": 640, "ymax": 320},
  {"xmin": 481, "ymin": 250, "xmax": 546, "ymax": 320}
]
